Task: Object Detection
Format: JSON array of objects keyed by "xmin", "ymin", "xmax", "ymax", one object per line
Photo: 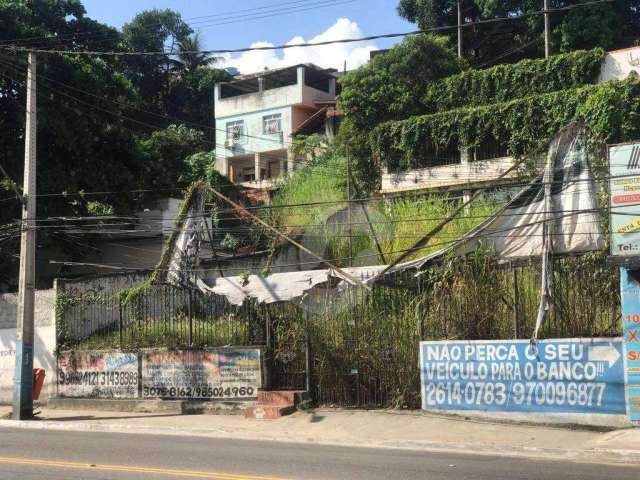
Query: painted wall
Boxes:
[
  {"xmin": 0, "ymin": 289, "xmax": 57, "ymax": 404},
  {"xmin": 214, "ymin": 106, "xmax": 291, "ymax": 174},
  {"xmin": 599, "ymin": 46, "xmax": 640, "ymax": 83},
  {"xmin": 381, "ymin": 157, "xmax": 516, "ymax": 194}
]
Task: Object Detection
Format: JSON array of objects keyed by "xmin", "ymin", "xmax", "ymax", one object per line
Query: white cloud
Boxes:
[{"xmin": 219, "ymin": 18, "xmax": 377, "ymax": 74}]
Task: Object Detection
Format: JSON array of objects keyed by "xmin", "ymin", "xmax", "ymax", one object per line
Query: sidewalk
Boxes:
[{"xmin": 1, "ymin": 405, "xmax": 639, "ymax": 465}]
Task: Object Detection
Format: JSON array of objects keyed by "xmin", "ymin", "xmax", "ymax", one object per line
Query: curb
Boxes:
[{"xmin": 1, "ymin": 418, "xmax": 639, "ymax": 466}]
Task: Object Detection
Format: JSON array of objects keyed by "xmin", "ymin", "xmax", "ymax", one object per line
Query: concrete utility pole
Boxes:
[
  {"xmin": 13, "ymin": 52, "xmax": 37, "ymax": 420},
  {"xmin": 544, "ymin": 0, "xmax": 551, "ymax": 58},
  {"xmin": 457, "ymin": 1, "xmax": 463, "ymax": 58}
]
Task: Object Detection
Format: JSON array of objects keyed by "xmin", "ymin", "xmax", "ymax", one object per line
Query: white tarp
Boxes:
[
  {"xmin": 415, "ymin": 123, "xmax": 604, "ymax": 267},
  {"xmin": 196, "ymin": 265, "xmax": 387, "ymax": 306}
]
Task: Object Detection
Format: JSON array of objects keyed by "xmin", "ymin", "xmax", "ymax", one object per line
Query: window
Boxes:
[
  {"xmin": 263, "ymin": 114, "xmax": 282, "ymax": 135},
  {"xmin": 226, "ymin": 120, "xmax": 245, "ymax": 144}
]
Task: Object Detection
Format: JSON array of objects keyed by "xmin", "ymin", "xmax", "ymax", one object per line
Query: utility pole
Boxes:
[
  {"xmin": 13, "ymin": 52, "xmax": 37, "ymax": 420},
  {"xmin": 544, "ymin": 0, "xmax": 551, "ymax": 58},
  {"xmin": 457, "ymin": 1, "xmax": 463, "ymax": 58},
  {"xmin": 346, "ymin": 146, "xmax": 353, "ymax": 266}
]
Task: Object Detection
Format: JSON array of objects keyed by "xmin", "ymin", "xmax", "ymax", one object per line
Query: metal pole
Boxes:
[
  {"xmin": 13, "ymin": 52, "xmax": 36, "ymax": 420},
  {"xmin": 512, "ymin": 267, "xmax": 519, "ymax": 339},
  {"xmin": 118, "ymin": 297, "xmax": 123, "ymax": 349},
  {"xmin": 187, "ymin": 289, "xmax": 193, "ymax": 347},
  {"xmin": 544, "ymin": 0, "xmax": 551, "ymax": 58},
  {"xmin": 346, "ymin": 146, "xmax": 353, "ymax": 266},
  {"xmin": 457, "ymin": 1, "xmax": 463, "ymax": 58}
]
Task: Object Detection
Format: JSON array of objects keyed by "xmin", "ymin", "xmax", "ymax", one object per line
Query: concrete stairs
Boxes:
[{"xmin": 244, "ymin": 390, "xmax": 305, "ymax": 420}]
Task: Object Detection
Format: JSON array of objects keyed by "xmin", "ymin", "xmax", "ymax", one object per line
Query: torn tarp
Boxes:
[
  {"xmin": 414, "ymin": 123, "xmax": 605, "ymax": 268},
  {"xmin": 196, "ymin": 265, "xmax": 387, "ymax": 306}
]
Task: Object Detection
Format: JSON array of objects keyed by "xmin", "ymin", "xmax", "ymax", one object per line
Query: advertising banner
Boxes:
[
  {"xmin": 609, "ymin": 142, "xmax": 640, "ymax": 256},
  {"xmin": 142, "ymin": 349, "xmax": 261, "ymax": 400},
  {"xmin": 57, "ymin": 351, "xmax": 139, "ymax": 398},
  {"xmin": 420, "ymin": 338, "xmax": 625, "ymax": 415},
  {"xmin": 620, "ymin": 268, "xmax": 640, "ymax": 425}
]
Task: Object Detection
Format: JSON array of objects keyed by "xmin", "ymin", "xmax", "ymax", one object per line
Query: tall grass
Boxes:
[{"xmin": 269, "ymin": 154, "xmax": 347, "ymax": 229}]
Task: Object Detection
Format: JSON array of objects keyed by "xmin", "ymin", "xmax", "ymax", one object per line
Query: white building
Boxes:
[{"xmin": 213, "ymin": 64, "xmax": 338, "ymax": 189}]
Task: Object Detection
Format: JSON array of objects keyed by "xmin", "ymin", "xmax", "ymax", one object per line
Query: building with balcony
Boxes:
[
  {"xmin": 213, "ymin": 64, "xmax": 338, "ymax": 189},
  {"xmin": 379, "ymin": 46, "xmax": 640, "ymax": 197}
]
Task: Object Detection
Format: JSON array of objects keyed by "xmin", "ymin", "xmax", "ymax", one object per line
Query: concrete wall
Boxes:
[
  {"xmin": 599, "ymin": 46, "xmax": 640, "ymax": 83},
  {"xmin": 215, "ymin": 105, "xmax": 291, "ymax": 162},
  {"xmin": 0, "ymin": 289, "xmax": 57, "ymax": 404},
  {"xmin": 216, "ymin": 82, "xmax": 303, "ymax": 119},
  {"xmin": 381, "ymin": 157, "xmax": 516, "ymax": 194}
]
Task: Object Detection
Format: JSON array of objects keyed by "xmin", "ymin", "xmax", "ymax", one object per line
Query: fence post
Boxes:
[
  {"xmin": 118, "ymin": 296, "xmax": 123, "ymax": 349},
  {"xmin": 265, "ymin": 308, "xmax": 272, "ymax": 390},
  {"xmin": 188, "ymin": 289, "xmax": 193, "ymax": 347},
  {"xmin": 512, "ymin": 266, "xmax": 519, "ymax": 339}
]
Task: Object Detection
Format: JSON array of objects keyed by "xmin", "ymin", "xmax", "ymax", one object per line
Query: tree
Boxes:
[
  {"xmin": 177, "ymin": 32, "xmax": 217, "ymax": 73},
  {"xmin": 121, "ymin": 9, "xmax": 193, "ymax": 114},
  {"xmin": 337, "ymin": 34, "xmax": 459, "ymax": 188},
  {"xmin": 397, "ymin": 1, "xmax": 640, "ymax": 65}
]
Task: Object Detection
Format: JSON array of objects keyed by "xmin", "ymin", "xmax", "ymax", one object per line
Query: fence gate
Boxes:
[{"xmin": 268, "ymin": 318, "xmax": 308, "ymax": 391}]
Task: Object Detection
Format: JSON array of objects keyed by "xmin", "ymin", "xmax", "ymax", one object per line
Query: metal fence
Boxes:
[
  {"xmin": 56, "ymin": 254, "xmax": 622, "ymax": 408},
  {"xmin": 57, "ymin": 284, "xmax": 266, "ymax": 351}
]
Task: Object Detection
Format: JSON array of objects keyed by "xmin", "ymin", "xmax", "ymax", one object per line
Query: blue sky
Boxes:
[{"xmin": 81, "ymin": 0, "xmax": 413, "ymax": 72}]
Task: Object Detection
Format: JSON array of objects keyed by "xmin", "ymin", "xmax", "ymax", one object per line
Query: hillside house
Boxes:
[{"xmin": 213, "ymin": 64, "xmax": 338, "ymax": 189}]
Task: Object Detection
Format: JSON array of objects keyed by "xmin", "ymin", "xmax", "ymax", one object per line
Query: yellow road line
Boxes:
[{"xmin": 0, "ymin": 456, "xmax": 290, "ymax": 480}]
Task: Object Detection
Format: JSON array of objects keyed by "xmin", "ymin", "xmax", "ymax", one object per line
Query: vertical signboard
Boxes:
[
  {"xmin": 420, "ymin": 338, "xmax": 626, "ymax": 415},
  {"xmin": 610, "ymin": 142, "xmax": 640, "ymax": 425},
  {"xmin": 620, "ymin": 269, "xmax": 640, "ymax": 425},
  {"xmin": 609, "ymin": 142, "xmax": 640, "ymax": 256}
]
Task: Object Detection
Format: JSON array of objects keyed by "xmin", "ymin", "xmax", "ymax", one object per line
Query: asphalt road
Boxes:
[{"xmin": 0, "ymin": 426, "xmax": 636, "ymax": 480}]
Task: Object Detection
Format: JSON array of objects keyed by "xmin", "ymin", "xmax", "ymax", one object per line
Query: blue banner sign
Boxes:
[
  {"xmin": 620, "ymin": 268, "xmax": 640, "ymax": 425},
  {"xmin": 420, "ymin": 338, "xmax": 625, "ymax": 415}
]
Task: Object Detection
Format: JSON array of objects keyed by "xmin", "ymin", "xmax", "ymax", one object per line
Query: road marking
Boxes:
[{"xmin": 0, "ymin": 456, "xmax": 290, "ymax": 480}]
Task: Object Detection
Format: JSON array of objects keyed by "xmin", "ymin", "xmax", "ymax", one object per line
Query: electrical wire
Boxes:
[
  {"xmin": 0, "ymin": 1, "xmax": 614, "ymax": 57},
  {"xmin": 0, "ymin": 0, "xmax": 359, "ymax": 49}
]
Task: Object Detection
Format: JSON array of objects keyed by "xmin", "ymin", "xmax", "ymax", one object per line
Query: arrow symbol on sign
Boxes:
[{"xmin": 588, "ymin": 345, "xmax": 621, "ymax": 368}]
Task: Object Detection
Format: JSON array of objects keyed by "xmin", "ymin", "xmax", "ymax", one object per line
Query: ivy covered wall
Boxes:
[
  {"xmin": 421, "ymin": 49, "xmax": 606, "ymax": 114},
  {"xmin": 339, "ymin": 44, "xmax": 611, "ymax": 182},
  {"xmin": 372, "ymin": 75, "xmax": 640, "ymax": 172}
]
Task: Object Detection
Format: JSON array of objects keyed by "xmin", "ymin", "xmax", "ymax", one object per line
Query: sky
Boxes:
[{"xmin": 80, "ymin": 0, "xmax": 414, "ymax": 73}]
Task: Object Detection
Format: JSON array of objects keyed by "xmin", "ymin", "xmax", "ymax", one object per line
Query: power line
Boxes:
[
  {"xmin": 0, "ymin": 59, "xmax": 329, "ymax": 182},
  {"xmin": 0, "ymin": 1, "xmax": 358, "ymax": 48},
  {"xmin": 0, "ymin": 1, "xmax": 613, "ymax": 57}
]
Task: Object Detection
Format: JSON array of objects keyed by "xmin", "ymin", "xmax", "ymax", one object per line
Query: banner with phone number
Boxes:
[
  {"xmin": 142, "ymin": 349, "xmax": 261, "ymax": 400},
  {"xmin": 420, "ymin": 338, "xmax": 625, "ymax": 415}
]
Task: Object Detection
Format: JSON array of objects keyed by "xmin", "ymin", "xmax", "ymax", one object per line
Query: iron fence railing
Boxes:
[{"xmin": 56, "ymin": 255, "xmax": 621, "ymax": 408}]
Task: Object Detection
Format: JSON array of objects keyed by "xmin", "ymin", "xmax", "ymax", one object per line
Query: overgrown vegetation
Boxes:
[
  {"xmin": 0, "ymin": 2, "xmax": 231, "ymax": 286},
  {"xmin": 421, "ymin": 48, "xmax": 605, "ymax": 113},
  {"xmin": 372, "ymin": 76, "xmax": 640, "ymax": 172},
  {"xmin": 61, "ymin": 252, "xmax": 621, "ymax": 407}
]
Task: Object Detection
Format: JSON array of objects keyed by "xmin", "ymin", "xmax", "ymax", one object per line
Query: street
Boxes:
[{"xmin": 0, "ymin": 426, "xmax": 636, "ymax": 480}]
